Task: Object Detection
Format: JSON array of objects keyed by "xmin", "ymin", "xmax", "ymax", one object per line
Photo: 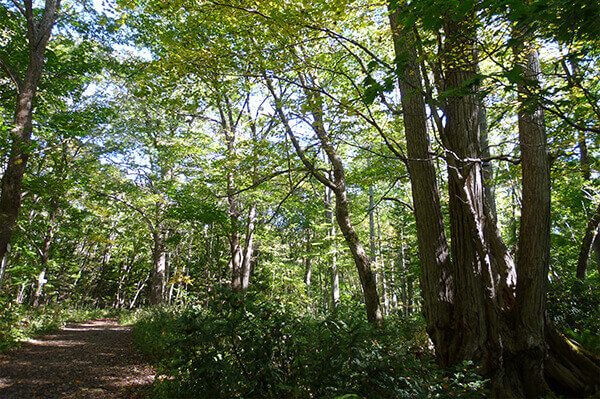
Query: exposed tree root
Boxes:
[{"xmin": 545, "ymin": 317, "xmax": 600, "ymax": 397}]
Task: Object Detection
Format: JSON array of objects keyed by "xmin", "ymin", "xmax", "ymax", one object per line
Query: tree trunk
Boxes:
[
  {"xmin": 227, "ymin": 160, "xmax": 242, "ymax": 294},
  {"xmin": 229, "ymin": 229, "xmax": 243, "ymax": 293},
  {"xmin": 217, "ymin": 92, "xmax": 246, "ymax": 295},
  {"xmin": 594, "ymin": 234, "xmax": 600, "ymax": 276},
  {"xmin": 0, "ymin": 0, "xmax": 61, "ymax": 267},
  {"xmin": 480, "ymin": 103, "xmax": 498, "ymax": 222},
  {"xmin": 32, "ymin": 268, "xmax": 47, "ymax": 308},
  {"xmin": 16, "ymin": 282, "xmax": 27, "ymax": 304},
  {"xmin": 388, "ymin": 4, "xmax": 600, "ymax": 398},
  {"xmin": 304, "ymin": 230, "xmax": 312, "ymax": 287},
  {"xmin": 407, "ymin": 274, "xmax": 414, "ymax": 316},
  {"xmin": 331, "ymin": 154, "xmax": 382, "ymax": 324},
  {"xmin": 504, "ymin": 31, "xmax": 553, "ymax": 396},
  {"xmin": 380, "ymin": 256, "xmax": 389, "ymax": 316},
  {"xmin": 300, "ymin": 73, "xmax": 383, "ymax": 325},
  {"xmin": 149, "ymin": 233, "xmax": 167, "ymax": 306},
  {"xmin": 130, "ymin": 273, "xmax": 150, "ymax": 309},
  {"xmin": 390, "ymin": 258, "xmax": 398, "ymax": 313},
  {"xmin": 377, "ymin": 211, "xmax": 389, "ymax": 315},
  {"xmin": 443, "ymin": 13, "xmax": 506, "ymax": 369},
  {"xmin": 325, "ymin": 177, "xmax": 339, "ymax": 307},
  {"xmin": 241, "ymin": 204, "xmax": 256, "ymax": 291},
  {"xmin": 32, "ymin": 197, "xmax": 58, "ymax": 308},
  {"xmin": 330, "ymin": 223, "xmax": 339, "ymax": 308},
  {"xmin": 116, "ymin": 249, "xmax": 138, "ymax": 308},
  {"xmin": 369, "ymin": 185, "xmax": 377, "ymax": 265},
  {"xmin": 389, "ymin": 2, "xmax": 454, "ymax": 359},
  {"xmin": 0, "ymin": 254, "xmax": 7, "ymax": 288},
  {"xmin": 578, "ymin": 130, "xmax": 591, "ymax": 182},
  {"xmin": 576, "ymin": 203, "xmax": 600, "ymax": 280},
  {"xmin": 267, "ymin": 77, "xmax": 382, "ymax": 324}
]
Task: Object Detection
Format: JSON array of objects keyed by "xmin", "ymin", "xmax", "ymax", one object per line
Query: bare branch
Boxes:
[
  {"xmin": 382, "ymin": 197, "xmax": 414, "ymax": 212},
  {"xmin": 264, "ymin": 77, "xmax": 336, "ymax": 190}
]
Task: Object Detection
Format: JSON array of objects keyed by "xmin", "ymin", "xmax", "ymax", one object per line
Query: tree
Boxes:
[
  {"xmin": 266, "ymin": 73, "xmax": 384, "ymax": 325},
  {"xmin": 0, "ymin": 0, "xmax": 61, "ymax": 271},
  {"xmin": 388, "ymin": 0, "xmax": 599, "ymax": 396},
  {"xmin": 577, "ymin": 203, "xmax": 600, "ymax": 279}
]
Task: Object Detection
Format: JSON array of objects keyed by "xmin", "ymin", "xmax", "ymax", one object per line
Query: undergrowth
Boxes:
[{"xmin": 134, "ymin": 293, "xmax": 488, "ymax": 399}]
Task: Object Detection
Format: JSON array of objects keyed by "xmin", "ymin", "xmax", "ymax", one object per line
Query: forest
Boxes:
[{"xmin": 0, "ymin": 0, "xmax": 599, "ymax": 398}]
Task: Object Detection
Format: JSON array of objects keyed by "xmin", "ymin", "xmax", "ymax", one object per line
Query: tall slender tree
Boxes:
[{"xmin": 0, "ymin": 0, "xmax": 61, "ymax": 269}]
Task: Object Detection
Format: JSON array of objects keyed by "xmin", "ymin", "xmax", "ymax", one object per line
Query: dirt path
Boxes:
[{"xmin": 0, "ymin": 319, "xmax": 155, "ymax": 398}]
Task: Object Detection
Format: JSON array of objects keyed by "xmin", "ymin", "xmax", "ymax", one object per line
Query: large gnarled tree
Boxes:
[{"xmin": 389, "ymin": 1, "xmax": 599, "ymax": 396}]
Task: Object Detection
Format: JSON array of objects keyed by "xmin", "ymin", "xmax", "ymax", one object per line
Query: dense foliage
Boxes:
[{"xmin": 134, "ymin": 293, "xmax": 487, "ymax": 398}]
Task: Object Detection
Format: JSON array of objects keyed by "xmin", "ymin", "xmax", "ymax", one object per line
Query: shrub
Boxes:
[{"xmin": 135, "ymin": 294, "xmax": 488, "ymax": 398}]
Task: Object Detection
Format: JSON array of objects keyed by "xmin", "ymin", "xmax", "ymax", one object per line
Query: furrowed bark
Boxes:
[
  {"xmin": 512, "ymin": 31, "xmax": 552, "ymax": 397},
  {"xmin": 388, "ymin": 2, "xmax": 454, "ymax": 362}
]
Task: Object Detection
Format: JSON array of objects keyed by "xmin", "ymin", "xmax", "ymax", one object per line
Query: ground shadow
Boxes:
[{"xmin": 0, "ymin": 319, "xmax": 154, "ymax": 398}]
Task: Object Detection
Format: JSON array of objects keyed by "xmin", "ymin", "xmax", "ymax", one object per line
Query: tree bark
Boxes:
[
  {"xmin": 480, "ymin": 103, "xmax": 497, "ymax": 222},
  {"xmin": 0, "ymin": 0, "xmax": 61, "ymax": 267},
  {"xmin": 32, "ymin": 268, "xmax": 47, "ymax": 308},
  {"xmin": 241, "ymin": 204, "xmax": 256, "ymax": 291},
  {"xmin": 442, "ymin": 13, "xmax": 508, "ymax": 370},
  {"xmin": 507, "ymin": 31, "xmax": 553, "ymax": 396},
  {"xmin": 387, "ymin": 4, "xmax": 599, "ymax": 398},
  {"xmin": 576, "ymin": 203, "xmax": 600, "ymax": 280},
  {"xmin": 32, "ymin": 197, "xmax": 58, "ymax": 307},
  {"xmin": 325, "ymin": 175, "xmax": 339, "ymax": 307},
  {"xmin": 304, "ymin": 231, "xmax": 312, "ymax": 287},
  {"xmin": 369, "ymin": 185, "xmax": 377, "ymax": 265},
  {"xmin": 149, "ymin": 233, "xmax": 167, "ymax": 306},
  {"xmin": 389, "ymin": 2, "xmax": 454, "ymax": 360},
  {"xmin": 216, "ymin": 91, "xmax": 248, "ymax": 296}
]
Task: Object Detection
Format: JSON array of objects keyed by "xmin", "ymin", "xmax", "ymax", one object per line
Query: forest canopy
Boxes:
[{"xmin": 0, "ymin": 0, "xmax": 599, "ymax": 397}]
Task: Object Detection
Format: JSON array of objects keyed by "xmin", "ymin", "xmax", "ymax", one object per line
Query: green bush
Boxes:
[
  {"xmin": 135, "ymin": 294, "xmax": 488, "ymax": 398},
  {"xmin": 547, "ymin": 274, "xmax": 600, "ymax": 353}
]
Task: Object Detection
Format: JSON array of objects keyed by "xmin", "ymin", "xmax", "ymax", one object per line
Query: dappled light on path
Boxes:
[{"xmin": 0, "ymin": 319, "xmax": 154, "ymax": 398}]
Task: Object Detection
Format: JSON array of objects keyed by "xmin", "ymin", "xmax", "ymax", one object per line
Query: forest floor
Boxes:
[{"xmin": 0, "ymin": 319, "xmax": 155, "ymax": 398}]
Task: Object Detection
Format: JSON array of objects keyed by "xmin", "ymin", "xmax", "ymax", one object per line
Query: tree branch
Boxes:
[
  {"xmin": 9, "ymin": 0, "xmax": 26, "ymax": 17},
  {"xmin": 265, "ymin": 172, "xmax": 312, "ymax": 226},
  {"xmin": 0, "ymin": 56, "xmax": 21, "ymax": 92},
  {"xmin": 382, "ymin": 197, "xmax": 414, "ymax": 212},
  {"xmin": 216, "ymin": 167, "xmax": 308, "ymax": 197},
  {"xmin": 264, "ymin": 77, "xmax": 336, "ymax": 190},
  {"xmin": 93, "ymin": 190, "xmax": 156, "ymax": 235}
]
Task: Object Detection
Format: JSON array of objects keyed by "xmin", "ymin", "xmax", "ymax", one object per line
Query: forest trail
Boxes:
[{"xmin": 0, "ymin": 319, "xmax": 155, "ymax": 398}]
